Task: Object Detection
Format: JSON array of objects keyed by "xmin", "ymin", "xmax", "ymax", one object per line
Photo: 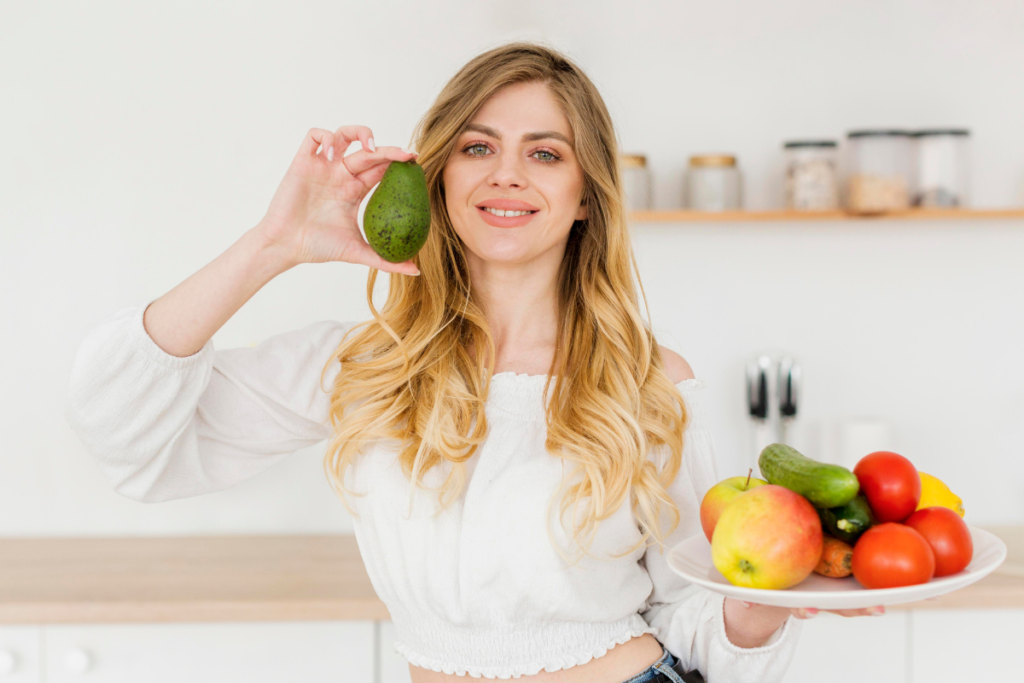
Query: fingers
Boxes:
[
  {"xmin": 333, "ymin": 125, "xmax": 375, "ymax": 155},
  {"xmin": 353, "ymin": 151, "xmax": 420, "ymax": 190},
  {"xmin": 299, "ymin": 127, "xmax": 335, "ymax": 158},
  {"xmin": 799, "ymin": 606, "xmax": 886, "ymax": 618},
  {"xmin": 791, "ymin": 608, "xmax": 819, "ymax": 619},
  {"xmin": 345, "ymin": 146, "xmax": 419, "ymax": 178},
  {"xmin": 350, "ymin": 241, "xmax": 420, "ymax": 277},
  {"xmin": 836, "ymin": 606, "xmax": 884, "ymax": 617},
  {"xmin": 300, "ymin": 125, "xmax": 376, "ymax": 161}
]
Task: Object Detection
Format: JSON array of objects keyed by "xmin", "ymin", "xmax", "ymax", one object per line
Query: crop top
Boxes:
[{"xmin": 64, "ymin": 301, "xmax": 802, "ymax": 681}]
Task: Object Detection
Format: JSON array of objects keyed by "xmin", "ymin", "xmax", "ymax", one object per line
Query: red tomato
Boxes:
[
  {"xmin": 852, "ymin": 523, "xmax": 935, "ymax": 589},
  {"xmin": 904, "ymin": 507, "xmax": 974, "ymax": 577},
  {"xmin": 854, "ymin": 451, "xmax": 921, "ymax": 522}
]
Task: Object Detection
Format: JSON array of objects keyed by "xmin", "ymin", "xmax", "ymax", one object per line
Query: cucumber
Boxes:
[
  {"xmin": 758, "ymin": 443, "xmax": 859, "ymax": 508},
  {"xmin": 817, "ymin": 494, "xmax": 875, "ymax": 544}
]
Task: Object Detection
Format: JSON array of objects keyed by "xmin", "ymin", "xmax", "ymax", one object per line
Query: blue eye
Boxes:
[{"xmin": 466, "ymin": 144, "xmax": 489, "ymax": 156}]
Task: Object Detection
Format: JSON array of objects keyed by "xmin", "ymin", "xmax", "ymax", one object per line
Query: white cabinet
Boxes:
[
  {"xmin": 44, "ymin": 621, "xmax": 374, "ymax": 683},
  {"xmin": 0, "ymin": 627, "xmax": 42, "ymax": 683},
  {"xmin": 783, "ymin": 612, "xmax": 908, "ymax": 683},
  {"xmin": 910, "ymin": 609, "xmax": 1022, "ymax": 683},
  {"xmin": 378, "ymin": 621, "xmax": 412, "ymax": 683}
]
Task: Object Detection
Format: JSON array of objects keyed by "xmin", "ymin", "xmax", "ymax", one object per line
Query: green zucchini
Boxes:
[
  {"xmin": 817, "ymin": 494, "xmax": 875, "ymax": 544},
  {"xmin": 758, "ymin": 443, "xmax": 860, "ymax": 508}
]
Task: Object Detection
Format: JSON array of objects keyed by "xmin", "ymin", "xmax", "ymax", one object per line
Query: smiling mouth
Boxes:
[{"xmin": 479, "ymin": 207, "xmax": 538, "ymax": 217}]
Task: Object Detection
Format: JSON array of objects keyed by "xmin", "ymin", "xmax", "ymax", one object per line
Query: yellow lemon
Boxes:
[{"xmin": 917, "ymin": 471, "xmax": 965, "ymax": 517}]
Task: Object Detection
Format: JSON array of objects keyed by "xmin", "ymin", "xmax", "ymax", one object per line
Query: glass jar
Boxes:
[
  {"xmin": 621, "ymin": 154, "xmax": 652, "ymax": 211},
  {"xmin": 687, "ymin": 154, "xmax": 741, "ymax": 211},
  {"xmin": 912, "ymin": 129, "xmax": 970, "ymax": 207},
  {"xmin": 783, "ymin": 141, "xmax": 839, "ymax": 211},
  {"xmin": 846, "ymin": 130, "xmax": 914, "ymax": 213}
]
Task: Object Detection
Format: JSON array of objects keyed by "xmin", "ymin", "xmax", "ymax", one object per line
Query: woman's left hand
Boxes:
[
  {"xmin": 764, "ymin": 602, "xmax": 885, "ymax": 620},
  {"xmin": 722, "ymin": 598, "xmax": 885, "ymax": 648}
]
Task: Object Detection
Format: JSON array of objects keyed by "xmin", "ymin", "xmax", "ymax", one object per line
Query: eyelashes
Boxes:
[{"xmin": 461, "ymin": 142, "xmax": 562, "ymax": 163}]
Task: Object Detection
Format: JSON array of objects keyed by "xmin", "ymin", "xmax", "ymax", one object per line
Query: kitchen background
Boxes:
[
  {"xmin": 4, "ymin": 0, "xmax": 1022, "ymax": 535},
  {"xmin": 1, "ymin": 1, "xmax": 1022, "ymax": 682}
]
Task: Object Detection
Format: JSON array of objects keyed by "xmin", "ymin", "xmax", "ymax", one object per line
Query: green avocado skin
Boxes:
[{"xmin": 362, "ymin": 161, "xmax": 430, "ymax": 263}]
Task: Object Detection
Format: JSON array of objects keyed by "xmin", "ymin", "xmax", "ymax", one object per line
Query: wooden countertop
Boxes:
[
  {"xmin": 0, "ymin": 527, "xmax": 1020, "ymax": 624},
  {"xmin": 0, "ymin": 535, "xmax": 389, "ymax": 623}
]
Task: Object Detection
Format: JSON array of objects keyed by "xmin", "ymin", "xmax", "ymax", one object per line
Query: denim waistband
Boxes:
[{"xmin": 619, "ymin": 646, "xmax": 688, "ymax": 683}]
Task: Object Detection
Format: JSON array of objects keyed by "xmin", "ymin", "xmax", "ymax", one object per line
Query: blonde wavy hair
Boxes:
[{"xmin": 320, "ymin": 42, "xmax": 689, "ymax": 564}]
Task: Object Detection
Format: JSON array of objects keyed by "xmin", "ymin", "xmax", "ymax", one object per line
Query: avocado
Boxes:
[{"xmin": 362, "ymin": 161, "xmax": 430, "ymax": 263}]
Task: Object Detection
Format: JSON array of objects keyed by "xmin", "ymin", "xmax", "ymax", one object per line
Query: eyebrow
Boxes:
[{"xmin": 463, "ymin": 122, "xmax": 572, "ymax": 146}]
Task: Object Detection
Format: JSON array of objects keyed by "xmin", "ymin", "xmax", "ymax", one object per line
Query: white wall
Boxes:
[{"xmin": 2, "ymin": 0, "xmax": 1022, "ymax": 535}]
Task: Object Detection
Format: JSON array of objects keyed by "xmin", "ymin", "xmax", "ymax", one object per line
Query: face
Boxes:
[{"xmin": 442, "ymin": 81, "xmax": 588, "ymax": 268}]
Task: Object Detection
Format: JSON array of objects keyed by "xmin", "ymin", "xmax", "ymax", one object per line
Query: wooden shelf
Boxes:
[{"xmin": 630, "ymin": 208, "xmax": 1024, "ymax": 223}]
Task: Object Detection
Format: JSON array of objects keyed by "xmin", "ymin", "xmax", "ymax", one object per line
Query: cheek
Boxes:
[
  {"xmin": 540, "ymin": 174, "xmax": 585, "ymax": 215},
  {"xmin": 442, "ymin": 160, "xmax": 482, "ymax": 200}
]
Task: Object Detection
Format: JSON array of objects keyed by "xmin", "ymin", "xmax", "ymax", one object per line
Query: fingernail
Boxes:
[
  {"xmin": 801, "ymin": 608, "xmax": 819, "ymax": 618},
  {"xmin": 368, "ymin": 137, "xmax": 376, "ymax": 152},
  {"xmin": 868, "ymin": 606, "xmax": 886, "ymax": 616},
  {"xmin": 402, "ymin": 146, "xmax": 417, "ymax": 156},
  {"xmin": 327, "ymin": 146, "xmax": 334, "ymax": 161},
  {"xmin": 740, "ymin": 601, "xmax": 753, "ymax": 609}
]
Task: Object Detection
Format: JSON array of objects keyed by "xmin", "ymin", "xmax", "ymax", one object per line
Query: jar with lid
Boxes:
[
  {"xmin": 686, "ymin": 154, "xmax": 741, "ymax": 211},
  {"xmin": 912, "ymin": 129, "xmax": 970, "ymax": 207},
  {"xmin": 846, "ymin": 130, "xmax": 914, "ymax": 213},
  {"xmin": 783, "ymin": 140, "xmax": 839, "ymax": 211},
  {"xmin": 620, "ymin": 154, "xmax": 652, "ymax": 211}
]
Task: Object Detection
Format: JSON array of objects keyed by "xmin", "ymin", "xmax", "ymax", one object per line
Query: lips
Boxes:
[
  {"xmin": 476, "ymin": 205, "xmax": 538, "ymax": 228},
  {"xmin": 476, "ymin": 198, "xmax": 540, "ymax": 212},
  {"xmin": 475, "ymin": 197, "xmax": 540, "ymax": 229}
]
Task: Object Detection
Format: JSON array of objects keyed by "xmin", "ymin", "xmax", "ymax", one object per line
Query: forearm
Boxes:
[
  {"xmin": 722, "ymin": 598, "xmax": 790, "ymax": 648},
  {"xmin": 143, "ymin": 224, "xmax": 294, "ymax": 358}
]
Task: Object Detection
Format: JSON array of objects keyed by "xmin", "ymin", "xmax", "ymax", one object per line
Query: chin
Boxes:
[
  {"xmin": 467, "ymin": 239, "xmax": 536, "ymax": 264},
  {"xmin": 462, "ymin": 232, "xmax": 548, "ymax": 264}
]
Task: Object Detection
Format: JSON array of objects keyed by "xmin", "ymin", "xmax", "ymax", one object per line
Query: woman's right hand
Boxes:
[{"xmin": 256, "ymin": 125, "xmax": 421, "ymax": 275}]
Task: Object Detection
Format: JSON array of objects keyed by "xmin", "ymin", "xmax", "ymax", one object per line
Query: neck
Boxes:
[{"xmin": 466, "ymin": 248, "xmax": 563, "ymax": 375}]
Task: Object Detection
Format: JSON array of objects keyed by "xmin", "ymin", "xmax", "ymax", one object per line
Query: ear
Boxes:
[{"xmin": 575, "ymin": 202, "xmax": 588, "ymax": 221}]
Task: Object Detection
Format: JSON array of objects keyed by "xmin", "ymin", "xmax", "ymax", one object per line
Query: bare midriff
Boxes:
[{"xmin": 408, "ymin": 632, "xmax": 665, "ymax": 683}]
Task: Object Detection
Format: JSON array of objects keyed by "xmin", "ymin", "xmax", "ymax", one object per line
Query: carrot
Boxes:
[{"xmin": 814, "ymin": 535, "xmax": 854, "ymax": 578}]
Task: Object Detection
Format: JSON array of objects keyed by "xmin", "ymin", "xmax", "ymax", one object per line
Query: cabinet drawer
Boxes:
[
  {"xmin": 45, "ymin": 621, "xmax": 373, "ymax": 683},
  {"xmin": 0, "ymin": 626, "xmax": 42, "ymax": 682}
]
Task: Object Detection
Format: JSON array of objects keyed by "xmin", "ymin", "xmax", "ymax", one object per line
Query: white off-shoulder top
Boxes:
[{"xmin": 64, "ymin": 301, "xmax": 802, "ymax": 681}]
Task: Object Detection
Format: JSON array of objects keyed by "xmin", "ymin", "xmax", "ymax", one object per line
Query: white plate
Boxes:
[{"xmin": 667, "ymin": 526, "xmax": 1007, "ymax": 610}]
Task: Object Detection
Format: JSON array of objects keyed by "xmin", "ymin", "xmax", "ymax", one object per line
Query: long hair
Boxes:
[{"xmin": 320, "ymin": 42, "xmax": 688, "ymax": 564}]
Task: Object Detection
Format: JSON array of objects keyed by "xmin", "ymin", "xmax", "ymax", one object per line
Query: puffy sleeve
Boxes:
[
  {"xmin": 64, "ymin": 299, "xmax": 361, "ymax": 503},
  {"xmin": 639, "ymin": 379, "xmax": 802, "ymax": 682}
]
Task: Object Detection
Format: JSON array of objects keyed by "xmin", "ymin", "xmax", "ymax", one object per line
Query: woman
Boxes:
[{"xmin": 66, "ymin": 43, "xmax": 879, "ymax": 683}]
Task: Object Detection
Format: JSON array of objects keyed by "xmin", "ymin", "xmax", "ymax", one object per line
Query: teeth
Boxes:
[{"xmin": 483, "ymin": 207, "xmax": 534, "ymax": 217}]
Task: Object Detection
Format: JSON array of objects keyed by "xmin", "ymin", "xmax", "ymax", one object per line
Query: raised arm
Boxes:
[
  {"xmin": 65, "ymin": 124, "xmax": 417, "ymax": 502},
  {"xmin": 144, "ymin": 124, "xmax": 418, "ymax": 359}
]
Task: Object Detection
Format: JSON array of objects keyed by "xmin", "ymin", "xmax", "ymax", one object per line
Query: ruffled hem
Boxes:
[{"xmin": 392, "ymin": 624, "xmax": 658, "ymax": 680}]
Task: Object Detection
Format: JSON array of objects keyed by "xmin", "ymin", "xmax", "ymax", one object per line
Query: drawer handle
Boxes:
[{"xmin": 64, "ymin": 648, "xmax": 93, "ymax": 675}]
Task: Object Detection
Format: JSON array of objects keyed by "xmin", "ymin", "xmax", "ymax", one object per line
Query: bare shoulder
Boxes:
[{"xmin": 658, "ymin": 345, "xmax": 695, "ymax": 384}]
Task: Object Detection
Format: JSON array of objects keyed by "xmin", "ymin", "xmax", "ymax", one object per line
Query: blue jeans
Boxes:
[{"xmin": 618, "ymin": 646, "xmax": 705, "ymax": 683}]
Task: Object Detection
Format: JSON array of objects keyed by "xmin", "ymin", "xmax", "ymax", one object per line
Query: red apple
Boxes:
[
  {"xmin": 700, "ymin": 475, "xmax": 769, "ymax": 542},
  {"xmin": 711, "ymin": 485, "xmax": 823, "ymax": 590}
]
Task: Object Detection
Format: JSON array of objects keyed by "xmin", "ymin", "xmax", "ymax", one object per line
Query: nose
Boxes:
[{"xmin": 485, "ymin": 149, "xmax": 528, "ymax": 190}]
